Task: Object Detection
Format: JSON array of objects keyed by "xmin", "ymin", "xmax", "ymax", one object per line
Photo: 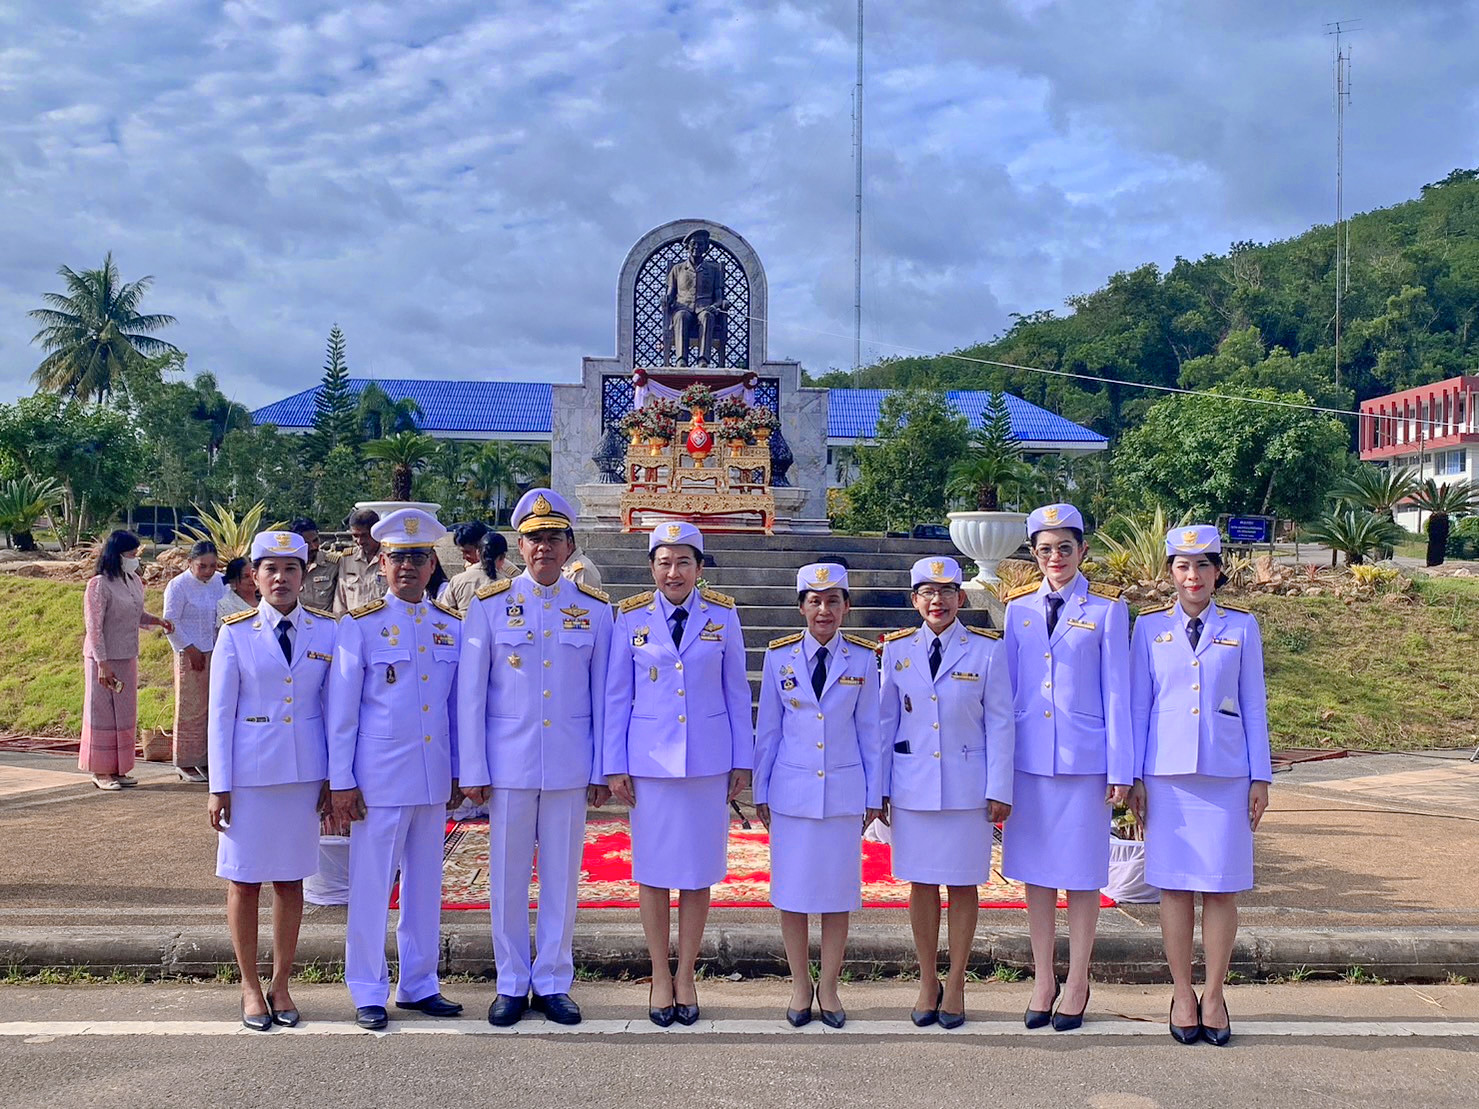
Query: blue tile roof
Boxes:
[
  {"xmin": 252, "ymin": 379, "xmax": 554, "ymax": 435},
  {"xmin": 827, "ymin": 389, "xmax": 1106, "ymax": 445}
]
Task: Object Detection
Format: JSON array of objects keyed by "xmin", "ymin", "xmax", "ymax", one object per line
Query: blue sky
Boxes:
[{"xmin": 0, "ymin": 0, "xmax": 1475, "ymax": 409}]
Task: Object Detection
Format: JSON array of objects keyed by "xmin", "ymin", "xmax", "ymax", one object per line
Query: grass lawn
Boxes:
[
  {"xmin": 1, "ymin": 574, "xmax": 1476, "ymax": 752},
  {"xmin": 0, "ymin": 576, "xmax": 175, "ymax": 737}
]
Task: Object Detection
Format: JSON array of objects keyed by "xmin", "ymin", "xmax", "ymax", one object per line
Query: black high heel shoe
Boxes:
[
  {"xmin": 1169, "ymin": 997, "xmax": 1202, "ymax": 1045},
  {"xmin": 910, "ymin": 981, "xmax": 943, "ymax": 1027},
  {"xmin": 1024, "ymin": 978, "xmax": 1061, "ymax": 1029},
  {"xmin": 1052, "ymin": 985, "xmax": 1090, "ymax": 1032},
  {"xmin": 673, "ymin": 983, "xmax": 700, "ymax": 1026},
  {"xmin": 786, "ymin": 984, "xmax": 814, "ymax": 1028},
  {"xmin": 648, "ymin": 983, "xmax": 676, "ymax": 1028},
  {"xmin": 818, "ymin": 984, "xmax": 846, "ymax": 1029},
  {"xmin": 1201, "ymin": 995, "xmax": 1232, "ymax": 1047},
  {"xmin": 241, "ymin": 1001, "xmax": 272, "ymax": 1033},
  {"xmin": 266, "ymin": 990, "xmax": 300, "ymax": 1028},
  {"xmin": 937, "ymin": 982, "xmax": 966, "ymax": 1030}
]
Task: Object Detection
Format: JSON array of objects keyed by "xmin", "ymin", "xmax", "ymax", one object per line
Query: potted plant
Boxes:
[
  {"xmin": 718, "ymin": 415, "xmax": 751, "ymax": 454},
  {"xmin": 944, "ymin": 392, "xmax": 1032, "ymax": 584},
  {"xmin": 619, "ymin": 409, "xmax": 645, "ymax": 446},
  {"xmin": 712, "ymin": 395, "xmax": 750, "ymax": 421},
  {"xmin": 748, "ymin": 404, "xmax": 779, "ymax": 442},
  {"xmin": 679, "ymin": 383, "xmax": 717, "ymax": 418}
]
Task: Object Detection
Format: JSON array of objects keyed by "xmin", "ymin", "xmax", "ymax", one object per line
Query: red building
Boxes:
[{"xmin": 1359, "ymin": 375, "xmax": 1478, "ymax": 526}]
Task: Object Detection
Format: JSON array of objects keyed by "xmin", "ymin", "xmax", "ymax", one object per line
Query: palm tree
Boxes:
[
  {"xmin": 28, "ymin": 253, "xmax": 180, "ymax": 403},
  {"xmin": 464, "ymin": 441, "xmax": 551, "ymax": 523},
  {"xmin": 363, "ymin": 432, "xmax": 436, "ymax": 502},
  {"xmin": 1305, "ymin": 509, "xmax": 1403, "ymax": 566},
  {"xmin": 1410, "ymin": 479, "xmax": 1478, "ymax": 566},
  {"xmin": 356, "ymin": 382, "xmax": 424, "ymax": 440},
  {"xmin": 189, "ymin": 372, "xmax": 253, "ymax": 459},
  {"xmin": 945, "ymin": 391, "xmax": 1031, "ymax": 511},
  {"xmin": 1329, "ymin": 465, "xmax": 1420, "ymax": 519},
  {"xmin": 0, "ymin": 476, "xmax": 65, "ymax": 551}
]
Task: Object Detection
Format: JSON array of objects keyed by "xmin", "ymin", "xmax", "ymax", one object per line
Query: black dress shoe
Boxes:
[
  {"xmin": 396, "ymin": 993, "xmax": 464, "ymax": 1018},
  {"xmin": 648, "ymin": 984, "xmax": 676, "ymax": 1028},
  {"xmin": 819, "ymin": 1004, "xmax": 846, "ymax": 1029},
  {"xmin": 673, "ymin": 1001, "xmax": 700, "ymax": 1026},
  {"xmin": 242, "ymin": 1003, "xmax": 272, "ymax": 1033},
  {"xmin": 1201, "ymin": 997, "xmax": 1232, "ymax": 1046},
  {"xmin": 786, "ymin": 985, "xmax": 814, "ymax": 1028},
  {"xmin": 531, "ymin": 992, "xmax": 582, "ymax": 1025},
  {"xmin": 1024, "ymin": 978, "xmax": 1061, "ymax": 1030},
  {"xmin": 488, "ymin": 994, "xmax": 529, "ymax": 1027},
  {"xmin": 1169, "ymin": 998, "xmax": 1201, "ymax": 1045},
  {"xmin": 355, "ymin": 1005, "xmax": 388, "ymax": 1031},
  {"xmin": 910, "ymin": 981, "xmax": 943, "ymax": 1027},
  {"xmin": 1052, "ymin": 986, "xmax": 1091, "ymax": 1032},
  {"xmin": 266, "ymin": 991, "xmax": 300, "ymax": 1028}
]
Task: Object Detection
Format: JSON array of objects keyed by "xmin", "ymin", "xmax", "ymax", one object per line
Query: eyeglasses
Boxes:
[
  {"xmin": 1033, "ymin": 543, "xmax": 1080, "ymax": 560},
  {"xmin": 385, "ymin": 551, "xmax": 432, "ymax": 566},
  {"xmin": 914, "ymin": 587, "xmax": 959, "ymax": 601},
  {"xmin": 523, "ymin": 532, "xmax": 568, "ymax": 548}
]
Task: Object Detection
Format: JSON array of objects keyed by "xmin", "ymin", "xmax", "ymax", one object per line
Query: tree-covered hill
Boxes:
[{"xmin": 813, "ymin": 167, "xmax": 1479, "ymax": 441}]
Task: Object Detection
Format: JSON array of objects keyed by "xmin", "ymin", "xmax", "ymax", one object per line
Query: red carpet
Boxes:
[{"xmin": 418, "ymin": 818, "xmax": 1113, "ymax": 911}]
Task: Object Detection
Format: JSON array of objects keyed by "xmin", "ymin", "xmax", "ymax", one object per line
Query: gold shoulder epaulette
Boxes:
[
  {"xmin": 221, "ymin": 608, "xmax": 255, "ymax": 626},
  {"xmin": 967, "ymin": 625, "xmax": 1003, "ymax": 639},
  {"xmin": 842, "ymin": 632, "xmax": 881, "ymax": 652},
  {"xmin": 566, "ymin": 560, "xmax": 585, "ymax": 573},
  {"xmin": 476, "ymin": 579, "xmax": 513, "ymax": 601},
  {"xmin": 769, "ymin": 632, "xmax": 805, "ymax": 649},
  {"xmin": 1136, "ymin": 602, "xmax": 1173, "ymax": 616},
  {"xmin": 618, "ymin": 591, "xmax": 654, "ymax": 614},
  {"xmin": 577, "ymin": 581, "xmax": 610, "ymax": 604},
  {"xmin": 1005, "ymin": 583, "xmax": 1039, "ymax": 601},
  {"xmin": 700, "ymin": 587, "xmax": 735, "ymax": 609},
  {"xmin": 1217, "ymin": 600, "xmax": 1251, "ymax": 614},
  {"xmin": 1087, "ymin": 581, "xmax": 1123, "ymax": 601},
  {"xmin": 349, "ymin": 598, "xmax": 386, "ymax": 619},
  {"xmin": 431, "ymin": 596, "xmax": 462, "ymax": 621},
  {"xmin": 883, "ymin": 627, "xmax": 915, "ymax": 642},
  {"xmin": 303, "ymin": 605, "xmax": 336, "ymax": 620}
]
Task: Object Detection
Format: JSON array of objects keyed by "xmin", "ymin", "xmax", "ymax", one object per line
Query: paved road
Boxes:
[{"xmin": 2, "ymin": 983, "xmax": 1476, "ymax": 1108}]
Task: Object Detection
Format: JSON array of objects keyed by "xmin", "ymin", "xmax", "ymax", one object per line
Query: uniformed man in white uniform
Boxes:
[
  {"xmin": 459, "ymin": 488, "xmax": 613, "ymax": 1026},
  {"xmin": 327, "ymin": 508, "xmax": 463, "ymax": 1030}
]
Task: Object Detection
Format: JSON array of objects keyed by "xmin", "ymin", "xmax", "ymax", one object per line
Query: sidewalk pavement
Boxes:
[{"xmin": 2, "ymin": 746, "xmax": 1478, "ymax": 983}]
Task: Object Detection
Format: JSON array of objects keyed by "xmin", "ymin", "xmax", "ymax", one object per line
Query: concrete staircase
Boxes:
[{"xmin": 578, "ymin": 532, "xmax": 995, "ymax": 690}]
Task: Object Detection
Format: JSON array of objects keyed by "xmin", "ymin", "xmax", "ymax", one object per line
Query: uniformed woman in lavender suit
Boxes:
[
  {"xmin": 604, "ymin": 521, "xmax": 753, "ymax": 1027},
  {"xmin": 753, "ymin": 563, "xmax": 884, "ymax": 1029},
  {"xmin": 1129, "ymin": 526, "xmax": 1272, "ymax": 1047}
]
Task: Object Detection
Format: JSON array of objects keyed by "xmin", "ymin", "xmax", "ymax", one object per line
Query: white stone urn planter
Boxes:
[
  {"xmin": 353, "ymin": 500, "xmax": 442, "ymax": 518},
  {"xmin": 947, "ymin": 511, "xmax": 1028, "ymax": 584},
  {"xmin": 1104, "ymin": 835, "xmax": 1159, "ymax": 904}
]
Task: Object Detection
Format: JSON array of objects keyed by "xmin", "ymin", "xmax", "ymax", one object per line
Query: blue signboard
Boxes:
[{"xmin": 1226, "ymin": 516, "xmax": 1272, "ymax": 544}]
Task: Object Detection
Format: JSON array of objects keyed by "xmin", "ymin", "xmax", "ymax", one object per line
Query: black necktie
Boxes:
[
  {"xmin": 277, "ymin": 619, "xmax": 293, "ymax": 663},
  {"xmin": 1046, "ymin": 594, "xmax": 1064, "ymax": 636},
  {"xmin": 1187, "ymin": 617, "xmax": 1203, "ymax": 649},
  {"xmin": 670, "ymin": 606, "xmax": 688, "ymax": 648},
  {"xmin": 811, "ymin": 646, "xmax": 828, "ymax": 699},
  {"xmin": 928, "ymin": 637, "xmax": 942, "ymax": 678}
]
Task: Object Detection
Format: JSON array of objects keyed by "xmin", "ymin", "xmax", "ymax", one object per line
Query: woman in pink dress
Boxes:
[{"xmin": 81, "ymin": 530, "xmax": 172, "ymax": 790}]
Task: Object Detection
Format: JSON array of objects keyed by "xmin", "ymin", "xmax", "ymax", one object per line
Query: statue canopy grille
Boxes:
[{"xmin": 632, "ymin": 236, "xmax": 751, "ymax": 370}]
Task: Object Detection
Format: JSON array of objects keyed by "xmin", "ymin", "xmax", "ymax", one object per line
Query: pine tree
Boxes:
[{"xmin": 301, "ymin": 325, "xmax": 359, "ymax": 463}]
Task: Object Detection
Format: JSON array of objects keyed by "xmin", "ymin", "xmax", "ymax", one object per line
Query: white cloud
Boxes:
[{"xmin": 0, "ymin": 0, "xmax": 1475, "ymax": 407}]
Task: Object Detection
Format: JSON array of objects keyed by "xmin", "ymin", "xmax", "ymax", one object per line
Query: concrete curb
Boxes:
[{"xmin": 3, "ymin": 924, "xmax": 1476, "ymax": 984}]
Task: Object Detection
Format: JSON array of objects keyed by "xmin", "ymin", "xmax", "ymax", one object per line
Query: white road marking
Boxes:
[{"xmin": 2, "ymin": 1018, "xmax": 1477, "ymax": 1039}]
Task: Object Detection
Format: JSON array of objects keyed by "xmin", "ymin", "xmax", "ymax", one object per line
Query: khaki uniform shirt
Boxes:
[
  {"xmin": 561, "ymin": 550, "xmax": 603, "ymax": 592},
  {"xmin": 333, "ymin": 550, "xmax": 387, "ymax": 616},
  {"xmin": 301, "ymin": 553, "xmax": 340, "ymax": 613}
]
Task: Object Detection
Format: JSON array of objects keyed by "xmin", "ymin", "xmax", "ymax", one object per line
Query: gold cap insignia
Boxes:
[
  {"xmin": 405, "ymin": 517, "xmax": 421, "ymax": 536},
  {"xmin": 1182, "ymin": 529, "xmax": 1199, "ymax": 546},
  {"xmin": 814, "ymin": 567, "xmax": 830, "ymax": 582},
  {"xmin": 275, "ymin": 533, "xmax": 292, "ymax": 548},
  {"xmin": 665, "ymin": 523, "xmax": 682, "ymax": 540},
  {"xmin": 1043, "ymin": 506, "xmax": 1060, "ymax": 523},
  {"xmin": 930, "ymin": 560, "xmax": 945, "ymax": 577},
  {"xmin": 533, "ymin": 493, "xmax": 553, "ymax": 516}
]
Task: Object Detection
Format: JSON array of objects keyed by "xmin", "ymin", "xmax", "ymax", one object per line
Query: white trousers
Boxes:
[
  {"xmin": 346, "ymin": 802, "xmax": 445, "ymax": 1009},
  {"xmin": 488, "ymin": 786, "xmax": 587, "ymax": 997}
]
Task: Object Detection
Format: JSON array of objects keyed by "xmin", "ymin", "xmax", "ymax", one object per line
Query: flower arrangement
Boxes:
[
  {"xmin": 748, "ymin": 405, "xmax": 778, "ymax": 431},
  {"xmin": 619, "ymin": 409, "xmax": 645, "ymax": 442},
  {"xmin": 646, "ymin": 397, "xmax": 682, "ymax": 423},
  {"xmin": 679, "ymin": 383, "xmax": 717, "ymax": 414},
  {"xmin": 718, "ymin": 415, "xmax": 751, "ymax": 447},
  {"xmin": 712, "ymin": 395, "xmax": 750, "ymax": 420}
]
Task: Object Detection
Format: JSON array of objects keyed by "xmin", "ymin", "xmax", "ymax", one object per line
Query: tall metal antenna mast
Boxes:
[
  {"xmin": 852, "ymin": 0, "xmax": 864, "ymax": 380},
  {"xmin": 1327, "ymin": 18, "xmax": 1359, "ymax": 388}
]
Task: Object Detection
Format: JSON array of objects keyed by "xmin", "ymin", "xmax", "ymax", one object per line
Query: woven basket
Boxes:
[{"xmin": 139, "ymin": 728, "xmax": 173, "ymax": 763}]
